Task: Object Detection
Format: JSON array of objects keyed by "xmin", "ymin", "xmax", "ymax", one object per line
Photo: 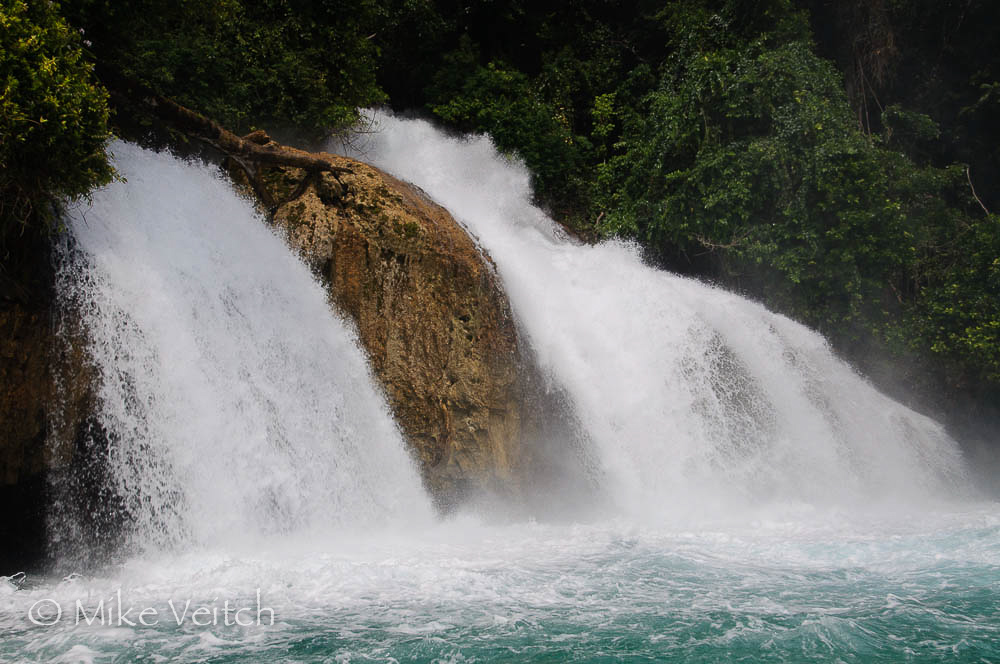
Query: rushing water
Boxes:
[
  {"xmin": 49, "ymin": 141, "xmax": 434, "ymax": 552},
  {"xmin": 1, "ymin": 127, "xmax": 998, "ymax": 662},
  {"xmin": 347, "ymin": 114, "xmax": 973, "ymax": 520},
  {"xmin": 3, "ymin": 513, "xmax": 999, "ymax": 662}
]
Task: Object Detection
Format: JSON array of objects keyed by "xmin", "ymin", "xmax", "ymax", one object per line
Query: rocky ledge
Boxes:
[{"xmin": 231, "ymin": 135, "xmax": 551, "ymax": 507}]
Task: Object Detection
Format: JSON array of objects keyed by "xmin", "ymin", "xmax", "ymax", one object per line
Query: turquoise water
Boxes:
[{"xmin": 4, "ymin": 509, "xmax": 998, "ymax": 662}]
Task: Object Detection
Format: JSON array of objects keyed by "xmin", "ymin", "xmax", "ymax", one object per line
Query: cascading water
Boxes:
[
  {"xmin": 340, "ymin": 112, "xmax": 971, "ymax": 518},
  {"xmin": 2, "ymin": 127, "xmax": 997, "ymax": 663},
  {"xmin": 51, "ymin": 141, "xmax": 433, "ymax": 554}
]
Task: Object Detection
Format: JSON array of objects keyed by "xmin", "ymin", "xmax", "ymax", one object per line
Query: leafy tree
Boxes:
[
  {"xmin": 800, "ymin": 0, "xmax": 1000, "ymax": 209},
  {"xmin": 921, "ymin": 213, "xmax": 1000, "ymax": 386},
  {"xmin": 380, "ymin": 0, "xmax": 666, "ymax": 222},
  {"xmin": 0, "ymin": 0, "xmax": 113, "ymax": 239},
  {"xmin": 61, "ymin": 0, "xmax": 387, "ymax": 137},
  {"xmin": 597, "ymin": 36, "xmax": 909, "ymax": 331},
  {"xmin": 4, "ymin": 0, "xmax": 388, "ymax": 298}
]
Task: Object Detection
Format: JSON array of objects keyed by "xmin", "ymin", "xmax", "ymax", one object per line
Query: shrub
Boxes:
[{"xmin": 0, "ymin": 0, "xmax": 113, "ymax": 238}]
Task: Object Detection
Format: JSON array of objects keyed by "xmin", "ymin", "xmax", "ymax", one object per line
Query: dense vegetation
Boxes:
[
  {"xmin": 1, "ymin": 0, "xmax": 113, "ymax": 294},
  {"xmin": 375, "ymin": 0, "xmax": 1000, "ymax": 409},
  {"xmin": 2, "ymin": 0, "xmax": 997, "ymax": 414},
  {"xmin": 59, "ymin": 0, "xmax": 386, "ymax": 136}
]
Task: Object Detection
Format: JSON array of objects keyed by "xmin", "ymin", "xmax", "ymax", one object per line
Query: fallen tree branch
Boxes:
[
  {"xmin": 966, "ymin": 166, "xmax": 991, "ymax": 216},
  {"xmin": 101, "ymin": 71, "xmax": 352, "ymax": 176},
  {"xmin": 144, "ymin": 94, "xmax": 352, "ymax": 174},
  {"xmin": 694, "ymin": 230, "xmax": 750, "ymax": 251}
]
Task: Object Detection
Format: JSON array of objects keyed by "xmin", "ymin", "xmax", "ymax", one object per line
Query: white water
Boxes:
[
  {"xmin": 2, "ymin": 121, "xmax": 997, "ymax": 664},
  {"xmin": 54, "ymin": 141, "xmax": 433, "ymax": 551},
  {"xmin": 51, "ymin": 119, "xmax": 973, "ymax": 549},
  {"xmin": 342, "ymin": 112, "xmax": 971, "ymax": 519}
]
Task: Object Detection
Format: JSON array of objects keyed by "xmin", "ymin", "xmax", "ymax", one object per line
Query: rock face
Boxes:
[
  {"xmin": 1, "ymin": 305, "xmax": 50, "ymax": 490},
  {"xmin": 234, "ymin": 143, "xmax": 541, "ymax": 505},
  {"xmin": 0, "ymin": 300, "xmax": 52, "ymax": 571},
  {"xmin": 1, "ymin": 237, "xmax": 96, "ymax": 572}
]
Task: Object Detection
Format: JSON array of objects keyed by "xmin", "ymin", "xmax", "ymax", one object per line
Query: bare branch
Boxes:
[
  {"xmin": 966, "ymin": 166, "xmax": 991, "ymax": 216},
  {"xmin": 694, "ymin": 230, "xmax": 751, "ymax": 251},
  {"xmin": 99, "ymin": 71, "xmax": 353, "ymax": 176},
  {"xmin": 141, "ymin": 94, "xmax": 352, "ymax": 175}
]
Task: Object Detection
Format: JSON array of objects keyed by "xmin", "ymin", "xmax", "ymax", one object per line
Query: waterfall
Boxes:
[
  {"xmin": 343, "ymin": 112, "xmax": 971, "ymax": 518},
  {"xmin": 9, "ymin": 119, "xmax": 994, "ymax": 664},
  {"xmin": 53, "ymin": 142, "xmax": 433, "ymax": 554}
]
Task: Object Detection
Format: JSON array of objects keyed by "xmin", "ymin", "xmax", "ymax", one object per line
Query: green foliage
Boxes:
[
  {"xmin": 62, "ymin": 0, "xmax": 386, "ymax": 136},
  {"xmin": 427, "ymin": 41, "xmax": 592, "ymax": 216},
  {"xmin": 801, "ymin": 0, "xmax": 1000, "ymax": 209},
  {"xmin": 902, "ymin": 184, "xmax": 1000, "ymax": 387},
  {"xmin": 881, "ymin": 105, "xmax": 939, "ymax": 162},
  {"xmin": 915, "ymin": 224, "xmax": 1000, "ymax": 385},
  {"xmin": 599, "ymin": 37, "xmax": 909, "ymax": 331},
  {"xmin": 381, "ymin": 1, "xmax": 665, "ymax": 223},
  {"xmin": 597, "ymin": 15, "xmax": 999, "ymax": 387},
  {"xmin": 0, "ymin": 0, "xmax": 113, "ymax": 237}
]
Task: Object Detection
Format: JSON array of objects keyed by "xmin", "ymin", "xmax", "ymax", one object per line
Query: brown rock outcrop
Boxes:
[{"xmin": 232, "ymin": 141, "xmax": 540, "ymax": 505}]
